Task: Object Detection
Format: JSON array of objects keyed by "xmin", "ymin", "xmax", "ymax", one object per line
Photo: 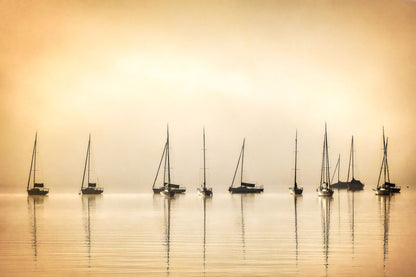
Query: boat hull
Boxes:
[
  {"xmin": 375, "ymin": 188, "xmax": 390, "ymax": 195},
  {"xmin": 160, "ymin": 190, "xmax": 175, "ymax": 197},
  {"xmin": 229, "ymin": 186, "xmax": 264, "ymax": 194},
  {"xmin": 153, "ymin": 187, "xmax": 165, "ymax": 193},
  {"xmin": 289, "ymin": 187, "xmax": 303, "ymax": 195},
  {"xmin": 317, "ymin": 187, "xmax": 334, "ymax": 197},
  {"xmin": 81, "ymin": 187, "xmax": 103, "ymax": 195},
  {"xmin": 329, "ymin": 181, "xmax": 348, "ymax": 189},
  {"xmin": 172, "ymin": 187, "xmax": 186, "ymax": 194},
  {"xmin": 27, "ymin": 188, "xmax": 49, "ymax": 195},
  {"xmin": 390, "ymin": 187, "xmax": 401, "ymax": 193},
  {"xmin": 347, "ymin": 179, "xmax": 364, "ymax": 191},
  {"xmin": 197, "ymin": 187, "xmax": 213, "ymax": 197}
]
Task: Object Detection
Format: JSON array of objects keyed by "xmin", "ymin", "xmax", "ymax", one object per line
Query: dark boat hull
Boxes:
[
  {"xmin": 347, "ymin": 179, "xmax": 364, "ymax": 191},
  {"xmin": 197, "ymin": 187, "xmax": 213, "ymax": 196},
  {"xmin": 153, "ymin": 187, "xmax": 165, "ymax": 193},
  {"xmin": 289, "ymin": 187, "xmax": 303, "ymax": 195},
  {"xmin": 27, "ymin": 188, "xmax": 49, "ymax": 195},
  {"xmin": 229, "ymin": 186, "xmax": 264, "ymax": 194},
  {"xmin": 154, "ymin": 186, "xmax": 186, "ymax": 194},
  {"xmin": 317, "ymin": 187, "xmax": 334, "ymax": 197},
  {"xmin": 81, "ymin": 187, "xmax": 103, "ymax": 195},
  {"xmin": 329, "ymin": 181, "xmax": 348, "ymax": 189}
]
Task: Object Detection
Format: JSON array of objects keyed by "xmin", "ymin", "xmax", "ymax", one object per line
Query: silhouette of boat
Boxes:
[
  {"xmin": 197, "ymin": 128, "xmax": 213, "ymax": 197},
  {"xmin": 27, "ymin": 132, "xmax": 49, "ymax": 195},
  {"xmin": 329, "ymin": 154, "xmax": 348, "ymax": 189},
  {"xmin": 229, "ymin": 139, "xmax": 263, "ymax": 194},
  {"xmin": 81, "ymin": 134, "xmax": 103, "ymax": 195},
  {"xmin": 316, "ymin": 124, "xmax": 334, "ymax": 197},
  {"xmin": 153, "ymin": 126, "xmax": 186, "ymax": 197},
  {"xmin": 289, "ymin": 131, "xmax": 303, "ymax": 195},
  {"xmin": 346, "ymin": 136, "xmax": 364, "ymax": 191},
  {"xmin": 375, "ymin": 128, "xmax": 400, "ymax": 195}
]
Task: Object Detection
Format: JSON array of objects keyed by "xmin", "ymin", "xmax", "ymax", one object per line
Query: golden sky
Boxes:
[{"xmin": 1, "ymin": 0, "xmax": 415, "ymax": 192}]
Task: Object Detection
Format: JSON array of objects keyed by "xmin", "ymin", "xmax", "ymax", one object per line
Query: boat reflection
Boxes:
[
  {"xmin": 82, "ymin": 195, "xmax": 101, "ymax": 267},
  {"xmin": 240, "ymin": 195, "xmax": 246, "ymax": 260},
  {"xmin": 163, "ymin": 197, "xmax": 172, "ymax": 276},
  {"xmin": 27, "ymin": 196, "xmax": 46, "ymax": 261},
  {"xmin": 320, "ymin": 197, "xmax": 332, "ymax": 277},
  {"xmin": 348, "ymin": 190, "xmax": 355, "ymax": 256},
  {"xmin": 293, "ymin": 195, "xmax": 300, "ymax": 267},
  {"xmin": 201, "ymin": 196, "xmax": 211, "ymax": 275},
  {"xmin": 378, "ymin": 195, "xmax": 391, "ymax": 276}
]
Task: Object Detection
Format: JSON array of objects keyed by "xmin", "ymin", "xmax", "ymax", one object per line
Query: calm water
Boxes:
[{"xmin": 0, "ymin": 190, "xmax": 415, "ymax": 276}]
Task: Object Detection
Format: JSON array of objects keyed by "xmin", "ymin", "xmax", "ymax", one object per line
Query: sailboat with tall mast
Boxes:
[
  {"xmin": 152, "ymin": 126, "xmax": 186, "ymax": 197},
  {"xmin": 329, "ymin": 154, "xmax": 348, "ymax": 189},
  {"xmin": 81, "ymin": 134, "xmax": 103, "ymax": 195},
  {"xmin": 27, "ymin": 132, "xmax": 49, "ymax": 195},
  {"xmin": 289, "ymin": 131, "xmax": 303, "ymax": 195},
  {"xmin": 316, "ymin": 124, "xmax": 334, "ymax": 197},
  {"xmin": 346, "ymin": 136, "xmax": 364, "ymax": 191},
  {"xmin": 197, "ymin": 128, "xmax": 213, "ymax": 196},
  {"xmin": 229, "ymin": 139, "xmax": 264, "ymax": 193},
  {"xmin": 375, "ymin": 128, "xmax": 399, "ymax": 195}
]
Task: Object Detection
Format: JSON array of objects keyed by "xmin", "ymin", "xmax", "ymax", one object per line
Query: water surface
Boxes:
[{"xmin": 0, "ymin": 190, "xmax": 415, "ymax": 276}]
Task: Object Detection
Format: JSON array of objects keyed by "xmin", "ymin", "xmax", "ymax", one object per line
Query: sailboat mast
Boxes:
[
  {"xmin": 81, "ymin": 135, "xmax": 90, "ymax": 189},
  {"xmin": 337, "ymin": 154, "xmax": 340, "ymax": 182},
  {"xmin": 240, "ymin": 139, "xmax": 245, "ymax": 185},
  {"xmin": 325, "ymin": 124, "xmax": 330, "ymax": 189},
  {"xmin": 203, "ymin": 128, "xmax": 206, "ymax": 189},
  {"xmin": 320, "ymin": 128, "xmax": 326, "ymax": 187},
  {"xmin": 294, "ymin": 131, "xmax": 298, "ymax": 189},
  {"xmin": 351, "ymin": 136, "xmax": 355, "ymax": 179},
  {"xmin": 167, "ymin": 126, "xmax": 171, "ymax": 189},
  {"xmin": 382, "ymin": 128, "xmax": 387, "ymax": 184},
  {"xmin": 27, "ymin": 133, "xmax": 37, "ymax": 190},
  {"xmin": 88, "ymin": 134, "xmax": 91, "ymax": 185},
  {"xmin": 33, "ymin": 132, "xmax": 37, "ymax": 186},
  {"xmin": 231, "ymin": 141, "xmax": 244, "ymax": 188},
  {"xmin": 385, "ymin": 138, "xmax": 390, "ymax": 183},
  {"xmin": 153, "ymin": 142, "xmax": 167, "ymax": 189}
]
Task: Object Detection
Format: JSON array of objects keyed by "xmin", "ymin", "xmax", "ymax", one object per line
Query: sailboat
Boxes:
[
  {"xmin": 197, "ymin": 128, "xmax": 213, "ymax": 197},
  {"xmin": 346, "ymin": 136, "xmax": 364, "ymax": 191},
  {"xmin": 289, "ymin": 131, "xmax": 303, "ymax": 195},
  {"xmin": 375, "ymin": 128, "xmax": 399, "ymax": 195},
  {"xmin": 329, "ymin": 154, "xmax": 348, "ymax": 189},
  {"xmin": 81, "ymin": 134, "xmax": 103, "ymax": 195},
  {"xmin": 316, "ymin": 124, "xmax": 334, "ymax": 197},
  {"xmin": 229, "ymin": 139, "xmax": 263, "ymax": 194},
  {"xmin": 27, "ymin": 133, "xmax": 49, "ymax": 195},
  {"xmin": 152, "ymin": 126, "xmax": 186, "ymax": 197}
]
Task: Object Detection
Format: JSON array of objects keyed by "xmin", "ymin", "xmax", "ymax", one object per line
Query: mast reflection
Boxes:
[
  {"xmin": 320, "ymin": 197, "xmax": 332, "ymax": 277},
  {"xmin": 28, "ymin": 196, "xmax": 45, "ymax": 261},
  {"xmin": 347, "ymin": 190, "xmax": 355, "ymax": 256},
  {"xmin": 82, "ymin": 195, "xmax": 100, "ymax": 267},
  {"xmin": 293, "ymin": 195, "xmax": 300, "ymax": 266},
  {"xmin": 163, "ymin": 197, "xmax": 172, "ymax": 276},
  {"xmin": 201, "ymin": 196, "xmax": 211, "ymax": 275},
  {"xmin": 379, "ymin": 195, "xmax": 391, "ymax": 276},
  {"xmin": 240, "ymin": 195, "xmax": 246, "ymax": 260}
]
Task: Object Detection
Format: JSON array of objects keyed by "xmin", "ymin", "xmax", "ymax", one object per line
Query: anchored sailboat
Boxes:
[
  {"xmin": 329, "ymin": 154, "xmax": 348, "ymax": 189},
  {"xmin": 346, "ymin": 136, "xmax": 364, "ymax": 191},
  {"xmin": 375, "ymin": 128, "xmax": 399, "ymax": 195},
  {"xmin": 197, "ymin": 128, "xmax": 213, "ymax": 197},
  {"xmin": 152, "ymin": 126, "xmax": 186, "ymax": 197},
  {"xmin": 229, "ymin": 139, "xmax": 263, "ymax": 194},
  {"xmin": 289, "ymin": 131, "xmax": 303, "ymax": 195},
  {"xmin": 27, "ymin": 133, "xmax": 49, "ymax": 195},
  {"xmin": 316, "ymin": 124, "xmax": 334, "ymax": 197},
  {"xmin": 81, "ymin": 134, "xmax": 103, "ymax": 195}
]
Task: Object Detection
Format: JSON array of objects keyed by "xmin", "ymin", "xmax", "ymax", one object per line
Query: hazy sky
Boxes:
[{"xmin": 1, "ymin": 0, "xmax": 416, "ymax": 193}]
